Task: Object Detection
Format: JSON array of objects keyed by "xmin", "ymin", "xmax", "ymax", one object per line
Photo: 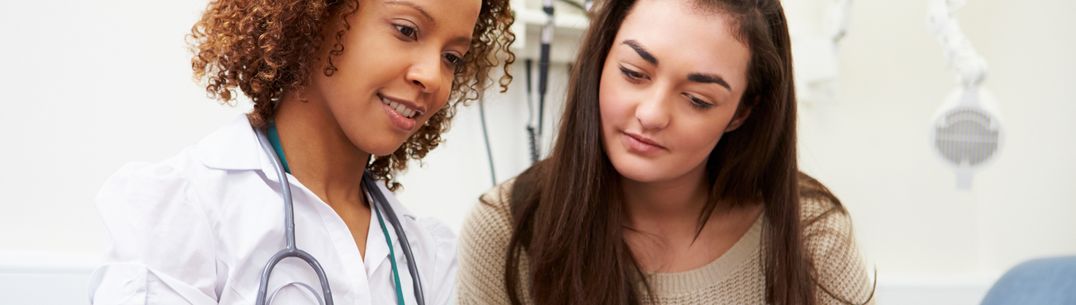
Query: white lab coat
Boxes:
[{"xmin": 90, "ymin": 116, "xmax": 457, "ymax": 305}]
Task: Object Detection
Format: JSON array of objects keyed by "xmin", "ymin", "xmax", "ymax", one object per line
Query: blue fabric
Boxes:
[
  {"xmin": 981, "ymin": 256, "xmax": 1076, "ymax": 305},
  {"xmin": 266, "ymin": 123, "xmax": 291, "ymax": 174},
  {"xmin": 375, "ymin": 205, "xmax": 406, "ymax": 305}
]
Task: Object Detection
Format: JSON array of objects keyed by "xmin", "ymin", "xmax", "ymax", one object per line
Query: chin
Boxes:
[
  {"xmin": 368, "ymin": 147, "xmax": 400, "ymax": 157},
  {"xmin": 609, "ymin": 154, "xmax": 671, "ymax": 183},
  {"xmin": 348, "ymin": 133, "xmax": 408, "ymax": 157},
  {"xmin": 368, "ymin": 140, "xmax": 408, "ymax": 157}
]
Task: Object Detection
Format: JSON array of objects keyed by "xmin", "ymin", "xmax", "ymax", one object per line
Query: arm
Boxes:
[
  {"xmin": 802, "ymin": 198, "xmax": 876, "ymax": 305},
  {"xmin": 90, "ymin": 162, "xmax": 219, "ymax": 305},
  {"xmin": 416, "ymin": 218, "xmax": 459, "ymax": 305},
  {"xmin": 457, "ymin": 185, "xmax": 517, "ymax": 305}
]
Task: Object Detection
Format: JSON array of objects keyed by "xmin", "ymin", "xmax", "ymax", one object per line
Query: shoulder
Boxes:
[
  {"xmin": 98, "ymin": 116, "xmax": 261, "ymax": 214},
  {"xmin": 457, "ymin": 178, "xmax": 518, "ymax": 304},
  {"xmin": 95, "ymin": 120, "xmax": 253, "ymax": 256},
  {"xmin": 373, "ymin": 182, "xmax": 459, "ymax": 260},
  {"xmin": 414, "ymin": 216, "xmax": 457, "ymax": 248},
  {"xmin": 410, "ymin": 214, "xmax": 461, "ymax": 302},
  {"xmin": 94, "ymin": 150, "xmax": 220, "ymax": 284},
  {"xmin": 796, "ymin": 174, "xmax": 862, "ymax": 277},
  {"xmin": 797, "ymin": 174, "xmax": 853, "ymax": 238},
  {"xmin": 465, "ymin": 178, "xmax": 516, "ymax": 241},
  {"xmin": 799, "ymin": 192, "xmax": 858, "ymax": 263},
  {"xmin": 479, "ymin": 177, "xmax": 516, "ymax": 211},
  {"xmin": 796, "ymin": 175, "xmax": 877, "ymax": 304},
  {"xmin": 411, "ymin": 215, "xmax": 459, "ymax": 266},
  {"xmin": 96, "ymin": 149, "xmax": 204, "ymax": 218}
]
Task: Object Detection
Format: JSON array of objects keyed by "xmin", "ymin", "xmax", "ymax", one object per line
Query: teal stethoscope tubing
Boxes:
[{"xmin": 253, "ymin": 124, "xmax": 425, "ymax": 305}]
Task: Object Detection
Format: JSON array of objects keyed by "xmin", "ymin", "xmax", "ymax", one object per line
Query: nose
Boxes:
[
  {"xmin": 404, "ymin": 51, "xmax": 444, "ymax": 95},
  {"xmin": 634, "ymin": 91, "xmax": 671, "ymax": 131}
]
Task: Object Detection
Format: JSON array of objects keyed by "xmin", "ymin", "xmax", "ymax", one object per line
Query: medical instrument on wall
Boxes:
[
  {"xmin": 253, "ymin": 125, "xmax": 426, "ymax": 305},
  {"xmin": 927, "ymin": 0, "xmax": 1002, "ymax": 189},
  {"xmin": 537, "ymin": 0, "xmax": 554, "ymax": 147},
  {"xmin": 522, "ymin": 0, "xmax": 556, "ymax": 164},
  {"xmin": 555, "ymin": 0, "xmax": 588, "ymax": 12},
  {"xmin": 525, "ymin": 58, "xmax": 540, "ymax": 164},
  {"xmin": 478, "ymin": 95, "xmax": 498, "ymax": 187},
  {"xmin": 510, "ymin": 0, "xmax": 593, "ymax": 166}
]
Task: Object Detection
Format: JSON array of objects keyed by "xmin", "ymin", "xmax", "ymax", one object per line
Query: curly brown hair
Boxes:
[{"xmin": 189, "ymin": 0, "xmax": 515, "ymax": 190}]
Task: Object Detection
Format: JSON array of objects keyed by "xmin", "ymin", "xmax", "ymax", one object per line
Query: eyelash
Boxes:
[
  {"xmin": 685, "ymin": 94, "xmax": 714, "ymax": 109},
  {"xmin": 444, "ymin": 53, "xmax": 464, "ymax": 70},
  {"xmin": 618, "ymin": 65, "xmax": 647, "ymax": 82},
  {"xmin": 620, "ymin": 65, "xmax": 714, "ymax": 110},
  {"xmin": 394, "ymin": 22, "xmax": 466, "ymax": 70},
  {"xmin": 394, "ymin": 23, "xmax": 418, "ymax": 40}
]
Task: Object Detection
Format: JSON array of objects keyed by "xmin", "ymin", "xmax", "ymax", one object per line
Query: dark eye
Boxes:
[
  {"xmin": 444, "ymin": 53, "xmax": 463, "ymax": 68},
  {"xmin": 394, "ymin": 23, "xmax": 418, "ymax": 40},
  {"xmin": 618, "ymin": 65, "xmax": 647, "ymax": 81},
  {"xmin": 685, "ymin": 94, "xmax": 715, "ymax": 110}
]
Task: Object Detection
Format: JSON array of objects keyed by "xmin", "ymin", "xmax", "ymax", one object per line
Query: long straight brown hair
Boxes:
[{"xmin": 502, "ymin": 0, "xmax": 835, "ymax": 304}]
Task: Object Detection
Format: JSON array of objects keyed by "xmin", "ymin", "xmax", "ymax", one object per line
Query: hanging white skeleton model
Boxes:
[{"xmin": 927, "ymin": 0, "xmax": 1003, "ymax": 189}]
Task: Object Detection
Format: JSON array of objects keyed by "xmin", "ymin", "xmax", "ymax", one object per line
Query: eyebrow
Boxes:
[
  {"xmin": 622, "ymin": 40, "xmax": 658, "ymax": 65},
  {"xmin": 386, "ymin": 0, "xmax": 434, "ymax": 23},
  {"xmin": 688, "ymin": 73, "xmax": 732, "ymax": 91},
  {"xmin": 622, "ymin": 39, "xmax": 733, "ymax": 91}
]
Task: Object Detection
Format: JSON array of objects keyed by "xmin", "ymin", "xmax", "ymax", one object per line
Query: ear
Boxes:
[{"xmin": 724, "ymin": 103, "xmax": 753, "ymax": 133}]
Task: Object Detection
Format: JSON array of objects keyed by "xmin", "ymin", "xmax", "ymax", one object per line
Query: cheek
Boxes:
[
  {"xmin": 598, "ymin": 73, "xmax": 632, "ymax": 131},
  {"xmin": 322, "ymin": 36, "xmax": 384, "ymax": 99},
  {"xmin": 418, "ymin": 90, "xmax": 451, "ymax": 126},
  {"xmin": 674, "ymin": 117, "xmax": 732, "ymax": 160},
  {"xmin": 435, "ymin": 76, "xmax": 454, "ymax": 105},
  {"xmin": 686, "ymin": 129, "xmax": 723, "ymax": 157}
]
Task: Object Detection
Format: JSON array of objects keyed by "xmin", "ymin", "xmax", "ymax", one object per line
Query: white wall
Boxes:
[
  {"xmin": 1, "ymin": 0, "xmax": 1074, "ymax": 304},
  {"xmin": 803, "ymin": 0, "xmax": 1076, "ymax": 285},
  {"xmin": 0, "ymin": 0, "xmax": 243, "ymax": 303},
  {"xmin": 793, "ymin": 0, "xmax": 1076, "ymax": 303}
]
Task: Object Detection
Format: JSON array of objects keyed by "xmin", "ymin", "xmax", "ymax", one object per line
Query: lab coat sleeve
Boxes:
[
  {"xmin": 418, "ymin": 218, "xmax": 459, "ymax": 305},
  {"xmin": 90, "ymin": 161, "xmax": 220, "ymax": 305}
]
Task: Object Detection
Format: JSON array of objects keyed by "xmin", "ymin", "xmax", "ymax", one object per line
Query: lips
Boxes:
[
  {"xmin": 622, "ymin": 131, "xmax": 666, "ymax": 154},
  {"xmin": 378, "ymin": 93, "xmax": 424, "ymax": 119},
  {"xmin": 378, "ymin": 93, "xmax": 426, "ymax": 132}
]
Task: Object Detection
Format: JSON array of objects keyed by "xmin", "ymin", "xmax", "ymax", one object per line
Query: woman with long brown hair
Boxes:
[{"xmin": 458, "ymin": 0, "xmax": 873, "ymax": 304}]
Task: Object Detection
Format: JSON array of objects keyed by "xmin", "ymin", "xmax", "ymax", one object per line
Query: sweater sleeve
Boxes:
[
  {"xmin": 457, "ymin": 180, "xmax": 518, "ymax": 305},
  {"xmin": 801, "ymin": 197, "xmax": 876, "ymax": 305}
]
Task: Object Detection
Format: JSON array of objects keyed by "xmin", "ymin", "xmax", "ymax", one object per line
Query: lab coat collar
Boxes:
[
  {"xmin": 371, "ymin": 181, "xmax": 417, "ymax": 219},
  {"xmin": 195, "ymin": 116, "xmax": 422, "ymax": 284},
  {"xmin": 364, "ymin": 181, "xmax": 419, "ymax": 279},
  {"xmin": 194, "ymin": 115, "xmax": 419, "ymax": 275},
  {"xmin": 194, "ymin": 116, "xmax": 419, "ymax": 220},
  {"xmin": 195, "ymin": 116, "xmax": 271, "ymax": 173}
]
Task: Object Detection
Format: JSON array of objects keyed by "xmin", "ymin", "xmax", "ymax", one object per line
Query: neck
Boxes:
[
  {"xmin": 272, "ymin": 91, "xmax": 369, "ymax": 206},
  {"xmin": 622, "ymin": 165, "xmax": 711, "ymax": 235}
]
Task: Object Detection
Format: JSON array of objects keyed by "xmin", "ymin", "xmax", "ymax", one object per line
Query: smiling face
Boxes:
[
  {"xmin": 600, "ymin": 0, "xmax": 753, "ymax": 184},
  {"xmin": 309, "ymin": 0, "xmax": 481, "ymax": 156}
]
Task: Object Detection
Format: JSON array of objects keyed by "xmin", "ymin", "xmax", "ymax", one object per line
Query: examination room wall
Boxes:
[{"xmin": 1, "ymin": 0, "xmax": 1073, "ymax": 304}]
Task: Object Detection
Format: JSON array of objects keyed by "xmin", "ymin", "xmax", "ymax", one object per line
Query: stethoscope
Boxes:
[{"xmin": 252, "ymin": 123, "xmax": 425, "ymax": 305}]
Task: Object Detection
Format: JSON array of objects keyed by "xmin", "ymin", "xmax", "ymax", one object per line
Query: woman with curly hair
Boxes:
[{"xmin": 90, "ymin": 0, "xmax": 513, "ymax": 304}]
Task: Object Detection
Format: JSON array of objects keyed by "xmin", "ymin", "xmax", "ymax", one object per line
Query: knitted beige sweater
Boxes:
[{"xmin": 457, "ymin": 180, "xmax": 875, "ymax": 305}]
